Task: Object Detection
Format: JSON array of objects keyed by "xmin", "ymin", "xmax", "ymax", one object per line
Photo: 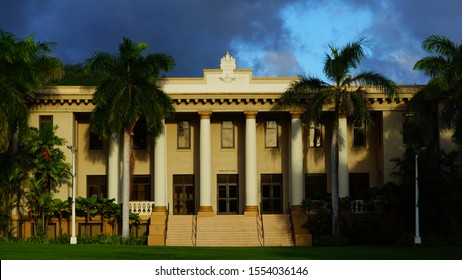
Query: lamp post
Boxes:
[
  {"xmin": 415, "ymin": 146, "xmax": 427, "ymax": 245},
  {"xmin": 67, "ymin": 144, "xmax": 77, "ymax": 245}
]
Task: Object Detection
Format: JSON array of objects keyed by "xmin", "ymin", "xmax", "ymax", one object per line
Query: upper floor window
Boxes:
[
  {"xmin": 265, "ymin": 120, "xmax": 278, "ymax": 148},
  {"xmin": 353, "ymin": 120, "xmax": 366, "ymax": 147},
  {"xmin": 177, "ymin": 121, "xmax": 191, "ymax": 149},
  {"xmin": 308, "ymin": 121, "xmax": 322, "ymax": 148},
  {"xmin": 221, "ymin": 121, "xmax": 234, "ymax": 148},
  {"xmin": 133, "ymin": 119, "xmax": 148, "ymax": 150},
  {"xmin": 39, "ymin": 115, "xmax": 53, "ymax": 129},
  {"xmin": 402, "ymin": 113, "xmax": 416, "ymax": 146},
  {"xmin": 87, "ymin": 175, "xmax": 107, "ymax": 198},
  {"xmin": 89, "ymin": 130, "xmax": 104, "ymax": 151},
  {"xmin": 131, "ymin": 175, "xmax": 151, "ymax": 201}
]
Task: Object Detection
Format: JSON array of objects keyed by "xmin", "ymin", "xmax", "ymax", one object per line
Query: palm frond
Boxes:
[
  {"xmin": 348, "ymin": 71, "xmax": 399, "ymax": 98},
  {"xmin": 422, "ymin": 35, "xmax": 458, "ymax": 57}
]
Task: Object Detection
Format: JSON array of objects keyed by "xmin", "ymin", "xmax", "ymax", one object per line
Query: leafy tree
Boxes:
[
  {"xmin": 279, "ymin": 37, "xmax": 398, "ymax": 235},
  {"xmin": 50, "ymin": 63, "xmax": 105, "ymax": 86},
  {"xmin": 76, "ymin": 196, "xmax": 98, "ymax": 236},
  {"xmin": 21, "ymin": 125, "xmax": 71, "ymax": 193},
  {"xmin": 0, "ymin": 153, "xmax": 26, "ymax": 238},
  {"xmin": 52, "ymin": 198, "xmax": 70, "ymax": 237},
  {"xmin": 86, "ymin": 37, "xmax": 175, "ymax": 240},
  {"xmin": 413, "ymin": 35, "xmax": 462, "ymax": 144},
  {"xmin": 21, "ymin": 125, "xmax": 71, "ymax": 238},
  {"xmin": 25, "ymin": 178, "xmax": 55, "ymax": 238},
  {"xmin": 0, "ymin": 28, "xmax": 63, "ymax": 153}
]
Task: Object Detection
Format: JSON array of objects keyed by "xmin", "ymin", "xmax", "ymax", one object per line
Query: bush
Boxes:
[
  {"xmin": 307, "ymin": 207, "xmax": 332, "ymax": 237},
  {"xmin": 341, "ymin": 219, "xmax": 402, "ymax": 245},
  {"xmin": 313, "ymin": 235, "xmax": 348, "ymax": 246}
]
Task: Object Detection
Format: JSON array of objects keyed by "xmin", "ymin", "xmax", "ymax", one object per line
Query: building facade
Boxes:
[{"xmin": 24, "ymin": 52, "xmax": 453, "ymax": 246}]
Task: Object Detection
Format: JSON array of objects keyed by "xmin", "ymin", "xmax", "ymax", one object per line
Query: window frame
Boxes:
[
  {"xmin": 265, "ymin": 120, "xmax": 278, "ymax": 148},
  {"xmin": 177, "ymin": 121, "xmax": 191, "ymax": 149},
  {"xmin": 352, "ymin": 120, "xmax": 366, "ymax": 148},
  {"xmin": 39, "ymin": 115, "xmax": 53, "ymax": 129},
  {"xmin": 308, "ymin": 121, "xmax": 322, "ymax": 148},
  {"xmin": 221, "ymin": 120, "xmax": 235, "ymax": 149},
  {"xmin": 402, "ymin": 113, "xmax": 416, "ymax": 146}
]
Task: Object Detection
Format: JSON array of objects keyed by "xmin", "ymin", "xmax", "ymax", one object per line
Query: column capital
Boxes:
[
  {"xmin": 290, "ymin": 111, "xmax": 303, "ymax": 119},
  {"xmin": 244, "ymin": 111, "xmax": 258, "ymax": 119},
  {"xmin": 198, "ymin": 111, "xmax": 212, "ymax": 119}
]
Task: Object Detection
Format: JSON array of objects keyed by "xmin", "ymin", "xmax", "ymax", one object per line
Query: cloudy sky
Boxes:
[{"xmin": 1, "ymin": 0, "xmax": 461, "ymax": 84}]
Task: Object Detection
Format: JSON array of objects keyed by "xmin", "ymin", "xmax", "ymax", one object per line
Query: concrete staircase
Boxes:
[
  {"xmin": 164, "ymin": 214, "xmax": 294, "ymax": 246},
  {"xmin": 262, "ymin": 214, "xmax": 294, "ymax": 246},
  {"xmin": 165, "ymin": 215, "xmax": 195, "ymax": 246},
  {"xmin": 196, "ymin": 215, "xmax": 261, "ymax": 247}
]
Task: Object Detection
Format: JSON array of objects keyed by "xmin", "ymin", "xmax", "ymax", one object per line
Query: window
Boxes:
[
  {"xmin": 87, "ymin": 175, "xmax": 107, "ymax": 198},
  {"xmin": 265, "ymin": 120, "xmax": 278, "ymax": 148},
  {"xmin": 308, "ymin": 121, "xmax": 322, "ymax": 148},
  {"xmin": 173, "ymin": 175, "xmax": 195, "ymax": 215},
  {"xmin": 305, "ymin": 174, "xmax": 327, "ymax": 200},
  {"xmin": 133, "ymin": 119, "xmax": 148, "ymax": 150},
  {"xmin": 89, "ymin": 130, "xmax": 104, "ymax": 150},
  {"xmin": 349, "ymin": 173, "xmax": 370, "ymax": 197},
  {"xmin": 261, "ymin": 174, "xmax": 283, "ymax": 214},
  {"xmin": 402, "ymin": 113, "xmax": 416, "ymax": 146},
  {"xmin": 130, "ymin": 175, "xmax": 151, "ymax": 201},
  {"xmin": 177, "ymin": 121, "xmax": 191, "ymax": 149},
  {"xmin": 217, "ymin": 174, "xmax": 238, "ymax": 214},
  {"xmin": 39, "ymin": 115, "xmax": 53, "ymax": 129},
  {"xmin": 221, "ymin": 121, "xmax": 235, "ymax": 148},
  {"xmin": 353, "ymin": 120, "xmax": 366, "ymax": 147}
]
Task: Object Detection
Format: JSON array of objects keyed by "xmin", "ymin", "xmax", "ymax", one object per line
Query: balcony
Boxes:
[{"xmin": 129, "ymin": 201, "xmax": 155, "ymax": 216}]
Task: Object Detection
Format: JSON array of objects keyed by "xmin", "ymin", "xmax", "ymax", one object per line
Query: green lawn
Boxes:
[{"xmin": 1, "ymin": 243, "xmax": 461, "ymax": 260}]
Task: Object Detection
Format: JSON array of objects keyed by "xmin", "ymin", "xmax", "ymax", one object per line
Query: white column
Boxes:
[
  {"xmin": 290, "ymin": 112, "xmax": 304, "ymax": 208},
  {"xmin": 245, "ymin": 111, "xmax": 258, "ymax": 213},
  {"xmin": 154, "ymin": 120, "xmax": 167, "ymax": 212},
  {"xmin": 199, "ymin": 112, "xmax": 213, "ymax": 214},
  {"xmin": 108, "ymin": 134, "xmax": 120, "ymax": 203},
  {"xmin": 338, "ymin": 116, "xmax": 349, "ymax": 198}
]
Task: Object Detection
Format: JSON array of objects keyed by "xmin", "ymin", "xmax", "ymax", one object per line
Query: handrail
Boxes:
[
  {"xmin": 287, "ymin": 202, "xmax": 295, "ymax": 246},
  {"xmin": 163, "ymin": 203, "xmax": 169, "ymax": 246},
  {"xmin": 191, "ymin": 213, "xmax": 198, "ymax": 246},
  {"xmin": 257, "ymin": 202, "xmax": 264, "ymax": 246}
]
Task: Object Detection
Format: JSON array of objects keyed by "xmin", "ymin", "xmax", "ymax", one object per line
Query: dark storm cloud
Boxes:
[
  {"xmin": 1, "ymin": 0, "xmax": 460, "ymax": 83},
  {"xmin": 0, "ymin": 0, "xmax": 297, "ymax": 77}
]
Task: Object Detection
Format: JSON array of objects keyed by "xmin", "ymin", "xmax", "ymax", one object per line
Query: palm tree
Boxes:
[
  {"xmin": 279, "ymin": 37, "xmax": 398, "ymax": 235},
  {"xmin": 0, "ymin": 28, "xmax": 63, "ymax": 153},
  {"xmin": 413, "ymin": 35, "xmax": 462, "ymax": 144},
  {"xmin": 86, "ymin": 37, "xmax": 175, "ymax": 241}
]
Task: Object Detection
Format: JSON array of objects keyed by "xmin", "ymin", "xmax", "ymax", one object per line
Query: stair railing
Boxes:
[
  {"xmin": 288, "ymin": 202, "xmax": 295, "ymax": 246},
  {"xmin": 257, "ymin": 202, "xmax": 265, "ymax": 246},
  {"xmin": 191, "ymin": 212, "xmax": 198, "ymax": 246},
  {"xmin": 164, "ymin": 203, "xmax": 170, "ymax": 246}
]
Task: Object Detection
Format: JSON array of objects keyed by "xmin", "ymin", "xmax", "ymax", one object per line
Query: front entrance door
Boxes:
[
  {"xmin": 261, "ymin": 174, "xmax": 283, "ymax": 214},
  {"xmin": 217, "ymin": 174, "xmax": 239, "ymax": 214},
  {"xmin": 173, "ymin": 175, "xmax": 195, "ymax": 215}
]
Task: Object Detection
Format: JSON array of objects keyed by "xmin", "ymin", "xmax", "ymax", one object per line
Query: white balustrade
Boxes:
[{"xmin": 129, "ymin": 201, "xmax": 155, "ymax": 216}]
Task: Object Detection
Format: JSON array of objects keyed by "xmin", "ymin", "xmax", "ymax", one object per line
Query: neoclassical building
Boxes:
[{"xmin": 24, "ymin": 52, "xmax": 453, "ymax": 246}]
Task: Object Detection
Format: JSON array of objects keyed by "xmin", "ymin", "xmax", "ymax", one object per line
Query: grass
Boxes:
[{"xmin": 1, "ymin": 243, "xmax": 462, "ymax": 260}]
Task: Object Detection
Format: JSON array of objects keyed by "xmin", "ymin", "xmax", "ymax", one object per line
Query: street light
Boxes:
[
  {"xmin": 67, "ymin": 144, "xmax": 77, "ymax": 245},
  {"xmin": 415, "ymin": 146, "xmax": 427, "ymax": 245}
]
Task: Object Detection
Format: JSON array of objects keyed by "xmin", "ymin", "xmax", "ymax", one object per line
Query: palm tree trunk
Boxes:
[
  {"xmin": 121, "ymin": 129, "xmax": 131, "ymax": 241},
  {"xmin": 331, "ymin": 120, "xmax": 340, "ymax": 236}
]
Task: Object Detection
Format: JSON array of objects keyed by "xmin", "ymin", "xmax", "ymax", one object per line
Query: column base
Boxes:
[
  {"xmin": 290, "ymin": 205, "xmax": 312, "ymax": 247},
  {"xmin": 153, "ymin": 206, "xmax": 167, "ymax": 212},
  {"xmin": 147, "ymin": 211, "xmax": 167, "ymax": 246},
  {"xmin": 198, "ymin": 206, "xmax": 214, "ymax": 217},
  {"xmin": 244, "ymin": 206, "xmax": 258, "ymax": 216}
]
